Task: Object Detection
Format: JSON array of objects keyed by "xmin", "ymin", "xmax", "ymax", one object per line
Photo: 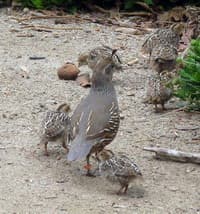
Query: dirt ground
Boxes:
[{"xmin": 0, "ymin": 9, "xmax": 200, "ymax": 214}]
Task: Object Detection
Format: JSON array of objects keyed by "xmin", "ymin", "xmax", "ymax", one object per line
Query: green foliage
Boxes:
[
  {"xmin": 174, "ymin": 39, "xmax": 200, "ymax": 111},
  {"xmin": 19, "ymin": 0, "xmax": 80, "ymax": 11},
  {"xmin": 18, "ymin": 0, "xmax": 200, "ymax": 10}
]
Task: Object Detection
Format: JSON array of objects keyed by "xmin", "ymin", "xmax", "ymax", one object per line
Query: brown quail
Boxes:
[
  {"xmin": 141, "ymin": 23, "xmax": 184, "ymax": 58},
  {"xmin": 96, "ymin": 150, "xmax": 142, "ymax": 195},
  {"xmin": 150, "ymin": 44, "xmax": 178, "ymax": 73},
  {"xmin": 68, "ymin": 51, "xmax": 120, "ymax": 176},
  {"xmin": 40, "ymin": 103, "xmax": 71, "ymax": 156},
  {"xmin": 144, "ymin": 73, "xmax": 173, "ymax": 112},
  {"xmin": 78, "ymin": 45, "xmax": 122, "ymax": 72}
]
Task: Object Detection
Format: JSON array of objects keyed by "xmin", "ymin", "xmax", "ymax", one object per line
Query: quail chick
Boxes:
[
  {"xmin": 78, "ymin": 45, "xmax": 122, "ymax": 72},
  {"xmin": 68, "ymin": 51, "xmax": 120, "ymax": 176},
  {"xmin": 40, "ymin": 103, "xmax": 71, "ymax": 156},
  {"xmin": 150, "ymin": 44, "xmax": 178, "ymax": 73},
  {"xmin": 144, "ymin": 73, "xmax": 173, "ymax": 112},
  {"xmin": 96, "ymin": 150, "xmax": 142, "ymax": 195},
  {"xmin": 141, "ymin": 23, "xmax": 184, "ymax": 58}
]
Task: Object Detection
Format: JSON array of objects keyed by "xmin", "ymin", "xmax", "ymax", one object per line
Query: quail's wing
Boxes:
[
  {"xmin": 114, "ymin": 155, "xmax": 141, "ymax": 177},
  {"xmin": 71, "ymin": 94, "xmax": 120, "ymax": 144},
  {"xmin": 84, "ymin": 97, "xmax": 120, "ymax": 144},
  {"xmin": 43, "ymin": 111, "xmax": 67, "ymax": 138}
]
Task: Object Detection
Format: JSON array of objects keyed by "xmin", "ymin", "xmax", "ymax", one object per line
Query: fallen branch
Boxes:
[
  {"xmin": 12, "ymin": 15, "xmax": 76, "ymax": 22},
  {"xmin": 21, "ymin": 24, "xmax": 83, "ymax": 31},
  {"xmin": 143, "ymin": 147, "xmax": 200, "ymax": 164},
  {"xmin": 175, "ymin": 125, "xmax": 200, "ymax": 131}
]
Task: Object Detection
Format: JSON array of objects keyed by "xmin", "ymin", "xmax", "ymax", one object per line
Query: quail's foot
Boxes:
[
  {"xmin": 84, "ymin": 164, "xmax": 96, "ymax": 177},
  {"xmin": 117, "ymin": 185, "xmax": 129, "ymax": 195}
]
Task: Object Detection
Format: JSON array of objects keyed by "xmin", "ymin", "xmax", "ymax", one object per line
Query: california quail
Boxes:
[
  {"xmin": 96, "ymin": 149, "xmax": 142, "ymax": 195},
  {"xmin": 144, "ymin": 73, "xmax": 173, "ymax": 112},
  {"xmin": 78, "ymin": 45, "xmax": 122, "ymax": 72},
  {"xmin": 40, "ymin": 103, "xmax": 71, "ymax": 156},
  {"xmin": 68, "ymin": 51, "xmax": 120, "ymax": 176},
  {"xmin": 150, "ymin": 44, "xmax": 178, "ymax": 73},
  {"xmin": 141, "ymin": 23, "xmax": 184, "ymax": 58}
]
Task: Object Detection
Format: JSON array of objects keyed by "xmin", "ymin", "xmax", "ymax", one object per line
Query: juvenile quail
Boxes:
[
  {"xmin": 68, "ymin": 51, "xmax": 120, "ymax": 176},
  {"xmin": 96, "ymin": 149, "xmax": 142, "ymax": 195},
  {"xmin": 141, "ymin": 23, "xmax": 184, "ymax": 58},
  {"xmin": 150, "ymin": 44, "xmax": 178, "ymax": 73},
  {"xmin": 40, "ymin": 103, "xmax": 71, "ymax": 156},
  {"xmin": 78, "ymin": 45, "xmax": 122, "ymax": 72},
  {"xmin": 144, "ymin": 73, "xmax": 173, "ymax": 112}
]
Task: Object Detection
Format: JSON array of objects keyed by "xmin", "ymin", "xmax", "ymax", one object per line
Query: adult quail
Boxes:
[
  {"xmin": 40, "ymin": 103, "xmax": 71, "ymax": 156},
  {"xmin": 150, "ymin": 44, "xmax": 178, "ymax": 73},
  {"xmin": 67, "ymin": 51, "xmax": 120, "ymax": 176},
  {"xmin": 141, "ymin": 23, "xmax": 184, "ymax": 58},
  {"xmin": 78, "ymin": 45, "xmax": 122, "ymax": 72},
  {"xmin": 144, "ymin": 73, "xmax": 173, "ymax": 112},
  {"xmin": 96, "ymin": 149, "xmax": 142, "ymax": 195}
]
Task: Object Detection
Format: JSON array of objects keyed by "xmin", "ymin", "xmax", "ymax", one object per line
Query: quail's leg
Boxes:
[
  {"xmin": 40, "ymin": 136, "xmax": 49, "ymax": 156},
  {"xmin": 161, "ymin": 103, "xmax": 166, "ymax": 111},
  {"xmin": 154, "ymin": 103, "xmax": 159, "ymax": 113},
  {"xmin": 44, "ymin": 141, "xmax": 49, "ymax": 156},
  {"xmin": 61, "ymin": 132, "xmax": 70, "ymax": 153},
  {"xmin": 93, "ymin": 152, "xmax": 101, "ymax": 176},
  {"xmin": 85, "ymin": 154, "xmax": 95, "ymax": 177},
  {"xmin": 123, "ymin": 184, "xmax": 129, "ymax": 194},
  {"xmin": 117, "ymin": 185, "xmax": 124, "ymax": 195},
  {"xmin": 62, "ymin": 140, "xmax": 69, "ymax": 153}
]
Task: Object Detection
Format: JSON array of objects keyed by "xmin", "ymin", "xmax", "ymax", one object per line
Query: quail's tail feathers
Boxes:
[{"xmin": 67, "ymin": 137, "xmax": 93, "ymax": 161}]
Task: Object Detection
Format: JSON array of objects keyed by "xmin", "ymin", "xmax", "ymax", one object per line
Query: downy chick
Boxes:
[
  {"xmin": 40, "ymin": 103, "xmax": 71, "ymax": 156},
  {"xmin": 97, "ymin": 150, "xmax": 142, "ymax": 195}
]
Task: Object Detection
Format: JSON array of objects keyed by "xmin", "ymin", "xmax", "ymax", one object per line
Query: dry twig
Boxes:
[
  {"xmin": 21, "ymin": 24, "xmax": 83, "ymax": 31},
  {"xmin": 144, "ymin": 147, "xmax": 200, "ymax": 164}
]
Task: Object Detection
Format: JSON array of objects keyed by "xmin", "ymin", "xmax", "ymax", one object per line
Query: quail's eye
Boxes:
[{"xmin": 90, "ymin": 54, "xmax": 96, "ymax": 60}]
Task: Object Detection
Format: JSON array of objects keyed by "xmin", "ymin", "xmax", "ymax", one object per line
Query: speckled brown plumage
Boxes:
[
  {"xmin": 40, "ymin": 103, "xmax": 71, "ymax": 156},
  {"xmin": 96, "ymin": 150, "xmax": 142, "ymax": 195},
  {"xmin": 141, "ymin": 23, "xmax": 184, "ymax": 58},
  {"xmin": 150, "ymin": 44, "xmax": 178, "ymax": 73},
  {"xmin": 144, "ymin": 73, "xmax": 173, "ymax": 112}
]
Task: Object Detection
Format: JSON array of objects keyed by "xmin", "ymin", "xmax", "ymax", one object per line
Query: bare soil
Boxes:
[{"xmin": 0, "ymin": 10, "xmax": 200, "ymax": 214}]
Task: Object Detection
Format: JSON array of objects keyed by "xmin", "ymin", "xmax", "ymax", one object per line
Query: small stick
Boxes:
[
  {"xmin": 29, "ymin": 57, "xmax": 46, "ymax": 60},
  {"xmin": 21, "ymin": 24, "xmax": 83, "ymax": 31},
  {"xmin": 143, "ymin": 147, "xmax": 200, "ymax": 164},
  {"xmin": 12, "ymin": 15, "xmax": 76, "ymax": 22}
]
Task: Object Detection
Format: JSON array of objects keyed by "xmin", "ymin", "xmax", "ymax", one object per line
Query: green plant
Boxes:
[
  {"xmin": 18, "ymin": 0, "xmax": 81, "ymax": 11},
  {"xmin": 124, "ymin": 0, "xmax": 153, "ymax": 10},
  {"xmin": 18, "ymin": 0, "xmax": 200, "ymax": 10},
  {"xmin": 173, "ymin": 39, "xmax": 200, "ymax": 111}
]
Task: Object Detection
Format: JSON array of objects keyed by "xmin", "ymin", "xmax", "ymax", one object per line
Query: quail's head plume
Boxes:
[
  {"xmin": 68, "ymin": 50, "xmax": 120, "ymax": 176},
  {"xmin": 144, "ymin": 73, "xmax": 173, "ymax": 112},
  {"xmin": 78, "ymin": 45, "xmax": 122, "ymax": 72}
]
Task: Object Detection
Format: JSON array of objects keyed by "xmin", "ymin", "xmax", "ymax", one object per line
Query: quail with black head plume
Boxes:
[{"xmin": 68, "ymin": 50, "xmax": 120, "ymax": 176}]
